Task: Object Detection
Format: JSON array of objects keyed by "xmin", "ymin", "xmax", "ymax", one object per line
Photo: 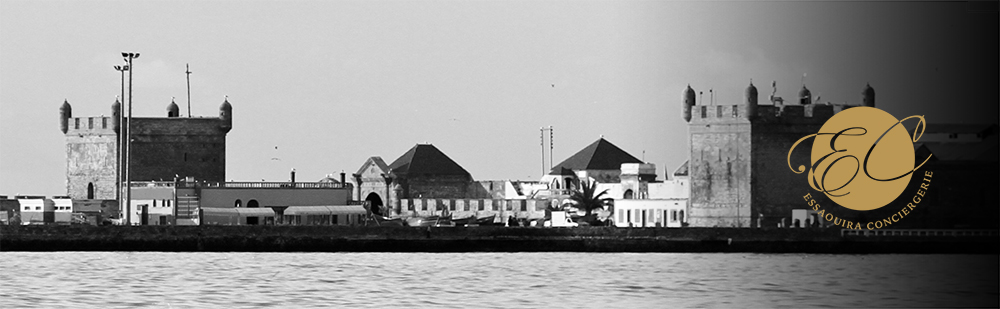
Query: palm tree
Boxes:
[{"xmin": 568, "ymin": 179, "xmax": 613, "ymax": 218}]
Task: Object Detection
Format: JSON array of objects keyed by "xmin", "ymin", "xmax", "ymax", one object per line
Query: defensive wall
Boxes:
[{"xmin": 3, "ymin": 225, "xmax": 996, "ymax": 253}]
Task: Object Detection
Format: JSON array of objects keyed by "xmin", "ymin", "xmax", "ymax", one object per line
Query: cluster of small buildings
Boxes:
[{"xmin": 2, "ymin": 81, "xmax": 995, "ymax": 229}]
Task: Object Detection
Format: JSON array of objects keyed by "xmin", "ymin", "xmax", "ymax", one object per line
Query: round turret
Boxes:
[
  {"xmin": 112, "ymin": 99, "xmax": 121, "ymax": 133},
  {"xmin": 862, "ymin": 83, "xmax": 875, "ymax": 107},
  {"xmin": 219, "ymin": 97, "xmax": 232, "ymax": 133},
  {"xmin": 59, "ymin": 100, "xmax": 72, "ymax": 133},
  {"xmin": 745, "ymin": 80, "xmax": 758, "ymax": 119},
  {"xmin": 798, "ymin": 85, "xmax": 812, "ymax": 105},
  {"xmin": 683, "ymin": 85, "xmax": 696, "ymax": 122},
  {"xmin": 167, "ymin": 99, "xmax": 180, "ymax": 118}
]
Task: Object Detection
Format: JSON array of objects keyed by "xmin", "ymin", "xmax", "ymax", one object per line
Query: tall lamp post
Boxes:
[
  {"xmin": 113, "ymin": 63, "xmax": 129, "ymax": 217},
  {"xmin": 122, "ymin": 51, "xmax": 139, "ymax": 225}
]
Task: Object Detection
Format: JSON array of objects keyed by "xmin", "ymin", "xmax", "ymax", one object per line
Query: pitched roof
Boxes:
[
  {"xmin": 549, "ymin": 138, "xmax": 642, "ymax": 174},
  {"xmin": 388, "ymin": 144, "xmax": 471, "ymax": 177},
  {"xmin": 673, "ymin": 160, "xmax": 689, "ymax": 177},
  {"xmin": 355, "ymin": 156, "xmax": 390, "ymax": 175}
]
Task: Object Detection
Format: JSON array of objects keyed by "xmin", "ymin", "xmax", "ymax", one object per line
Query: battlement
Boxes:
[
  {"xmin": 129, "ymin": 117, "xmax": 229, "ymax": 136},
  {"xmin": 65, "ymin": 116, "xmax": 116, "ymax": 136},
  {"xmin": 688, "ymin": 103, "xmax": 855, "ymax": 125}
]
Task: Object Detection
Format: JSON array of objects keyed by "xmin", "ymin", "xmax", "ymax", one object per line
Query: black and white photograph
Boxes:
[{"xmin": 1, "ymin": 0, "xmax": 997, "ymax": 307}]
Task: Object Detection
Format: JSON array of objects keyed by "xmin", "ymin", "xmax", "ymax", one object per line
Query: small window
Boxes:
[
  {"xmin": 700, "ymin": 106, "xmax": 707, "ymax": 118},
  {"xmin": 717, "ymin": 106, "xmax": 723, "ymax": 117},
  {"xmin": 88, "ymin": 117, "xmax": 93, "ymax": 129},
  {"xmin": 36, "ymin": 207, "xmax": 41, "ymax": 210},
  {"xmin": 75, "ymin": 118, "xmax": 80, "ymax": 129},
  {"xmin": 520, "ymin": 203, "xmax": 527, "ymax": 211},
  {"xmin": 732, "ymin": 105, "xmax": 739, "ymax": 117},
  {"xmin": 102, "ymin": 117, "xmax": 108, "ymax": 128}
]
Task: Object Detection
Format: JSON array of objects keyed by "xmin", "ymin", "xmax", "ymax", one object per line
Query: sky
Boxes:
[{"xmin": 1, "ymin": 0, "xmax": 996, "ymax": 196}]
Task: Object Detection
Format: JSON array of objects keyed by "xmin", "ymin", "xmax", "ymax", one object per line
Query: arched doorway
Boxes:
[
  {"xmin": 623, "ymin": 189, "xmax": 634, "ymax": 199},
  {"xmin": 87, "ymin": 183, "xmax": 95, "ymax": 199},
  {"xmin": 365, "ymin": 193, "xmax": 384, "ymax": 216},
  {"xmin": 247, "ymin": 200, "xmax": 259, "ymax": 208},
  {"xmin": 235, "ymin": 199, "xmax": 242, "ymax": 208}
]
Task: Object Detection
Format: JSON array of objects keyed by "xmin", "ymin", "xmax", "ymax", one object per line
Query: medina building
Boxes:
[{"xmin": 351, "ymin": 143, "xmax": 485, "ymax": 216}]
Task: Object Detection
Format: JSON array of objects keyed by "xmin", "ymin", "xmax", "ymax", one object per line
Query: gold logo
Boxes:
[{"xmin": 788, "ymin": 107, "xmax": 932, "ymax": 211}]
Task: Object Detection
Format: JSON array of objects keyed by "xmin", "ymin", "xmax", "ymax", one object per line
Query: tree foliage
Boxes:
[{"xmin": 568, "ymin": 179, "xmax": 613, "ymax": 217}]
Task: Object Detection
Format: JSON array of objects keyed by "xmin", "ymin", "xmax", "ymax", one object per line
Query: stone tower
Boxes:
[
  {"xmin": 62, "ymin": 98, "xmax": 233, "ymax": 199},
  {"xmin": 684, "ymin": 82, "xmax": 854, "ymax": 227}
]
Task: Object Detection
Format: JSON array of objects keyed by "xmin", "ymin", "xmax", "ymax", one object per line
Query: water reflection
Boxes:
[{"xmin": 0, "ymin": 252, "xmax": 995, "ymax": 308}]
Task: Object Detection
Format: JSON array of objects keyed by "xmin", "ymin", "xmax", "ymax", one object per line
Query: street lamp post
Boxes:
[
  {"xmin": 113, "ymin": 64, "xmax": 129, "ymax": 218},
  {"xmin": 122, "ymin": 51, "xmax": 139, "ymax": 225}
]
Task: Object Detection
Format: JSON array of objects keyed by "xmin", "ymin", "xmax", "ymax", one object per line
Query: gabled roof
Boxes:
[
  {"xmin": 388, "ymin": 144, "xmax": 471, "ymax": 177},
  {"xmin": 673, "ymin": 160, "xmax": 689, "ymax": 177},
  {"xmin": 355, "ymin": 156, "xmax": 390, "ymax": 175},
  {"xmin": 549, "ymin": 138, "xmax": 642, "ymax": 174}
]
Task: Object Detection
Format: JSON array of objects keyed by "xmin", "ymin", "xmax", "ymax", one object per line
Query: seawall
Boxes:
[{"xmin": 1, "ymin": 226, "xmax": 996, "ymax": 253}]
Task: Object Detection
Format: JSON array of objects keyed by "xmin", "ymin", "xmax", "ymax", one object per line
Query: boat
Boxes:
[
  {"xmin": 475, "ymin": 214, "xmax": 499, "ymax": 226},
  {"xmin": 372, "ymin": 215, "xmax": 405, "ymax": 227},
  {"xmin": 405, "ymin": 214, "xmax": 452, "ymax": 227},
  {"xmin": 452, "ymin": 215, "xmax": 477, "ymax": 226}
]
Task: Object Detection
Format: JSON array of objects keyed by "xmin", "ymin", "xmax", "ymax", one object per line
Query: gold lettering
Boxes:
[
  {"xmin": 891, "ymin": 214, "xmax": 899, "ymax": 222},
  {"xmin": 902, "ymin": 207, "xmax": 910, "ymax": 216},
  {"xmin": 803, "ymin": 193, "xmax": 813, "ymax": 200},
  {"xmin": 812, "ymin": 202, "xmax": 820, "ymax": 211},
  {"xmin": 867, "ymin": 221, "xmax": 874, "ymax": 230},
  {"xmin": 925, "ymin": 171, "xmax": 933, "ymax": 177},
  {"xmin": 920, "ymin": 182, "xmax": 929, "ymax": 190},
  {"xmin": 917, "ymin": 189, "xmax": 925, "ymax": 197},
  {"xmin": 825, "ymin": 213, "xmax": 834, "ymax": 222},
  {"xmin": 907, "ymin": 203, "xmax": 916, "ymax": 211},
  {"xmin": 913, "ymin": 196, "xmax": 921, "ymax": 204},
  {"xmin": 882, "ymin": 218, "xmax": 892, "ymax": 226},
  {"xmin": 875, "ymin": 220, "xmax": 883, "ymax": 229}
]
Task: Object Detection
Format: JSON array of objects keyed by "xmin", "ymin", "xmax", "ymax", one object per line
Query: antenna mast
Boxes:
[{"xmin": 185, "ymin": 63, "xmax": 192, "ymax": 117}]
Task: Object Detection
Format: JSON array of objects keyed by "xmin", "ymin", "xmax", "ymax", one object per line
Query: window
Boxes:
[
  {"xmin": 717, "ymin": 105, "xmax": 723, "ymax": 117},
  {"xmin": 102, "ymin": 117, "xmax": 108, "ymax": 129},
  {"xmin": 36, "ymin": 207, "xmax": 41, "ymax": 210},
  {"xmin": 75, "ymin": 118, "xmax": 80, "ymax": 129},
  {"xmin": 520, "ymin": 202, "xmax": 527, "ymax": 212},
  {"xmin": 700, "ymin": 106, "xmax": 707, "ymax": 118},
  {"xmin": 732, "ymin": 105, "xmax": 739, "ymax": 117},
  {"xmin": 88, "ymin": 117, "xmax": 93, "ymax": 129}
]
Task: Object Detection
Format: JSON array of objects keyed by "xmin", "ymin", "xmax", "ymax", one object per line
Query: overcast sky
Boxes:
[{"xmin": 1, "ymin": 0, "xmax": 996, "ymax": 196}]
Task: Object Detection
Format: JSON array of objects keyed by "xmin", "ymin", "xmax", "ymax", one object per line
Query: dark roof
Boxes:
[
  {"xmin": 388, "ymin": 144, "xmax": 471, "ymax": 177},
  {"xmin": 355, "ymin": 156, "xmax": 390, "ymax": 175},
  {"xmin": 549, "ymin": 138, "xmax": 642, "ymax": 174}
]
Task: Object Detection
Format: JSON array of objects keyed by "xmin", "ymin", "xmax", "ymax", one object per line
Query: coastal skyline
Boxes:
[{"xmin": 1, "ymin": 1, "xmax": 996, "ymax": 196}]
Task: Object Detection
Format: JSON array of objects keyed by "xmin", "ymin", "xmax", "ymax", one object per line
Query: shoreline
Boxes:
[{"xmin": 2, "ymin": 226, "xmax": 996, "ymax": 254}]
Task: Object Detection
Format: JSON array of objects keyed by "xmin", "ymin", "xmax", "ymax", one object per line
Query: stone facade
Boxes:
[
  {"xmin": 61, "ymin": 100, "xmax": 231, "ymax": 200},
  {"xmin": 685, "ymin": 83, "xmax": 852, "ymax": 227}
]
